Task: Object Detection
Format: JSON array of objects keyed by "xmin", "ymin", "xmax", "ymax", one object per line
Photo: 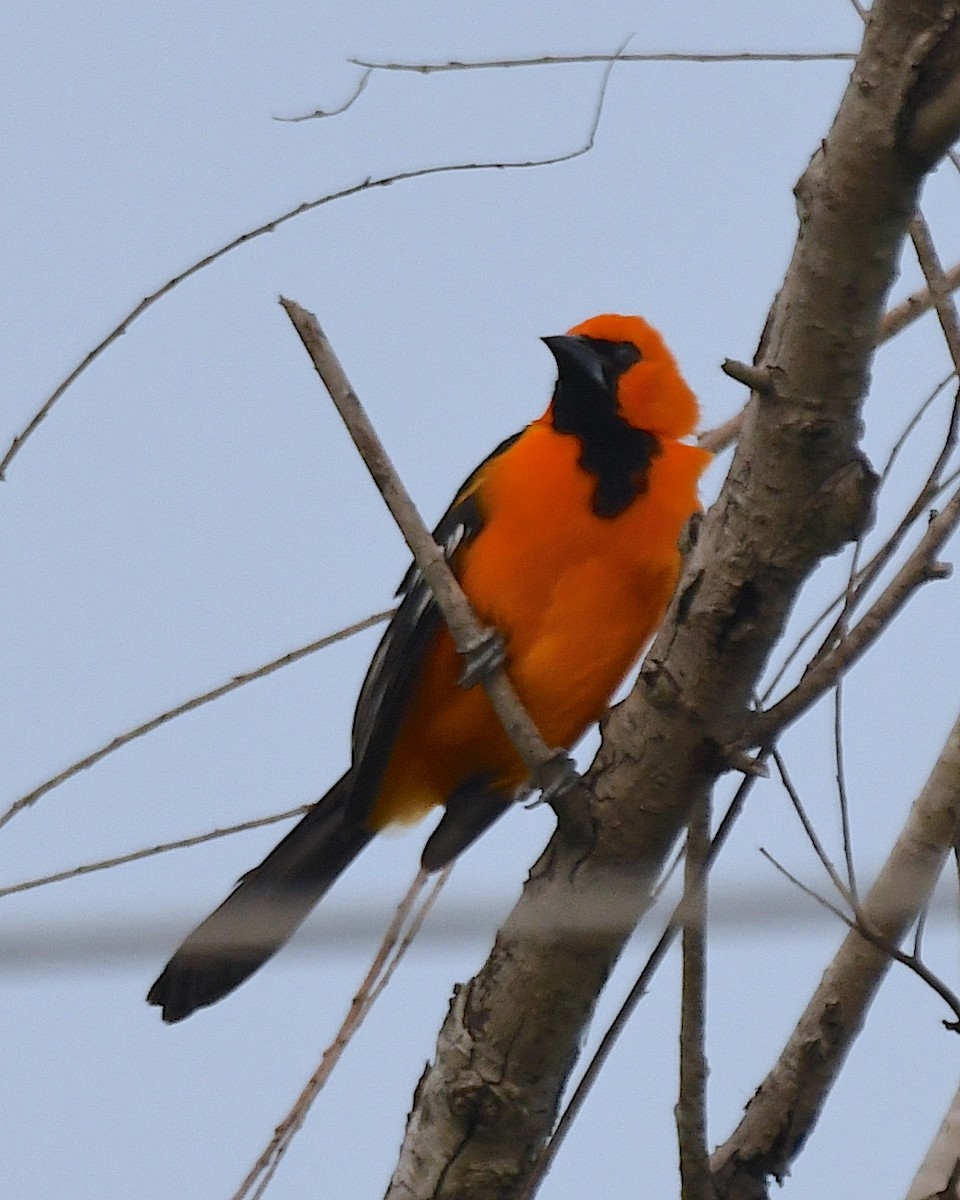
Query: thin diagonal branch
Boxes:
[
  {"xmin": 759, "ymin": 848, "xmax": 960, "ymax": 1029},
  {"xmin": 910, "ymin": 214, "xmax": 960, "ymax": 377},
  {"xmin": 833, "ymin": 680, "xmax": 859, "ymax": 900},
  {"xmin": 279, "ymin": 302, "xmax": 573, "ymax": 803},
  {"xmin": 771, "ymin": 748, "xmax": 854, "ymax": 908},
  {"xmin": 518, "ymin": 774, "xmax": 761, "ymax": 1200},
  {"xmin": 883, "ymin": 261, "xmax": 960, "ymax": 342},
  {"xmin": 0, "ymin": 609, "xmax": 393, "ymax": 833},
  {"xmin": 744, "ymin": 483, "xmax": 960, "ymax": 752},
  {"xmin": 768, "ymin": 754, "xmax": 960, "ymax": 1028},
  {"xmin": 0, "ymin": 804, "xmax": 311, "ymax": 899}
]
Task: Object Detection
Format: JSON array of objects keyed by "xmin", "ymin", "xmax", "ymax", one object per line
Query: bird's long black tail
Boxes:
[{"xmin": 147, "ymin": 773, "xmax": 371, "ymax": 1023}]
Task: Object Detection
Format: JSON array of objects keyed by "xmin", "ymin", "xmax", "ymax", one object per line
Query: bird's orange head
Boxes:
[{"xmin": 543, "ymin": 313, "xmax": 699, "ymax": 440}]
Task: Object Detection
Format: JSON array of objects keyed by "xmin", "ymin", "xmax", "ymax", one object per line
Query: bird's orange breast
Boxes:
[{"xmin": 367, "ymin": 423, "xmax": 711, "ymax": 830}]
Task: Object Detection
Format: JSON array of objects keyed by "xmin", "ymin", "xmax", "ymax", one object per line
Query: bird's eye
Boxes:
[
  {"xmin": 608, "ymin": 340, "xmax": 642, "ymax": 371},
  {"xmin": 587, "ymin": 338, "xmax": 642, "ymax": 385}
]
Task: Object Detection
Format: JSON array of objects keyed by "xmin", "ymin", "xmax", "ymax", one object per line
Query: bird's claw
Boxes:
[
  {"xmin": 529, "ymin": 751, "xmax": 580, "ymax": 806},
  {"xmin": 458, "ymin": 628, "xmax": 507, "ymax": 689}
]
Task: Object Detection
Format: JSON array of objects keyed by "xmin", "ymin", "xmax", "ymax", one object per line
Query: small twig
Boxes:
[
  {"xmin": 0, "ymin": 804, "xmax": 312, "ymax": 899},
  {"xmin": 278, "ymin": 301, "xmax": 569, "ymax": 795},
  {"xmin": 0, "ymin": 609, "xmax": 393, "ymax": 833},
  {"xmin": 273, "ymin": 68, "xmax": 372, "ymax": 122},
  {"xmin": 771, "ymin": 748, "xmax": 855, "ymax": 907},
  {"xmin": 759, "ymin": 849, "xmax": 851, "ymax": 925},
  {"xmin": 720, "ymin": 359, "xmax": 774, "ymax": 394},
  {"xmin": 349, "ymin": 50, "xmax": 857, "ymax": 73},
  {"xmin": 677, "ymin": 798, "xmax": 715, "ymax": 1200},
  {"xmin": 760, "ymin": 849, "xmax": 960, "ymax": 1031},
  {"xmin": 367, "ymin": 867, "xmax": 451, "ymax": 1005},
  {"xmin": 882, "ymin": 261, "xmax": 960, "ymax": 342},
  {"xmin": 767, "ymin": 742, "xmax": 960, "ymax": 1031},
  {"xmin": 745, "ymin": 483, "xmax": 960, "ymax": 750},
  {"xmin": 876, "ymin": 371, "xmax": 959, "ymax": 493},
  {"xmin": 232, "ymin": 868, "xmax": 448, "ymax": 1200},
  {"xmin": 833, "ymin": 681, "xmax": 859, "ymax": 901}
]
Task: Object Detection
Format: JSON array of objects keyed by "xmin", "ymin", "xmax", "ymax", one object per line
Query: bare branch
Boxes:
[
  {"xmin": 911, "ymin": 214, "xmax": 960, "ymax": 377},
  {"xmin": 699, "ymin": 413, "xmax": 742, "ymax": 456},
  {"xmin": 759, "ymin": 854, "xmax": 960, "ymax": 1031},
  {"xmin": 758, "ymin": 848, "xmax": 852, "ymax": 926},
  {"xmin": 273, "ymin": 68, "xmax": 372, "ymax": 122},
  {"xmin": 677, "ymin": 799, "xmax": 715, "ymax": 1200},
  {"xmin": 833, "ymin": 681, "xmax": 859, "ymax": 899},
  {"xmin": 0, "ymin": 805, "xmax": 311, "ymax": 899},
  {"xmin": 699, "ymin": 260, "xmax": 960, "ymax": 460},
  {"xmin": 771, "ymin": 748, "xmax": 856, "ymax": 907},
  {"xmin": 0, "ymin": 609, "xmax": 393, "ymax": 833},
  {"xmin": 350, "ymin": 50, "xmax": 857, "ymax": 74},
  {"xmin": 769, "ymin": 751, "xmax": 960, "ymax": 1027},
  {"xmin": 883, "ymin": 260, "xmax": 960, "ymax": 342}
]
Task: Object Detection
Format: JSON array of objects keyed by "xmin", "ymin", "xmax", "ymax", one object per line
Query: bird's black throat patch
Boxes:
[{"xmin": 551, "ymin": 342, "xmax": 661, "ymax": 519}]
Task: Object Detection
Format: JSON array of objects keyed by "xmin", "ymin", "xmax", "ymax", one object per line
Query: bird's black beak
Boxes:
[{"xmin": 542, "ymin": 334, "xmax": 607, "ymax": 393}]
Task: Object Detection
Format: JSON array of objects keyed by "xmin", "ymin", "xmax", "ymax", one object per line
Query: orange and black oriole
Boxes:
[{"xmin": 148, "ymin": 313, "xmax": 711, "ymax": 1022}]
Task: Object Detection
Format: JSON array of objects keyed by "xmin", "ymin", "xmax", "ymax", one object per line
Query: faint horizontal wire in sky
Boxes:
[{"xmin": 3, "ymin": 882, "xmax": 956, "ymax": 969}]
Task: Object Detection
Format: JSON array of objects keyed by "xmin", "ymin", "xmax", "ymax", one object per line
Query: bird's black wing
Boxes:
[{"xmin": 347, "ymin": 430, "xmax": 524, "ymax": 823}]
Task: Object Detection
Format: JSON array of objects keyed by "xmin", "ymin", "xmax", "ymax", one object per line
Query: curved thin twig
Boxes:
[
  {"xmin": 273, "ymin": 68, "xmax": 372, "ymax": 122},
  {"xmin": 1, "ymin": 70, "xmax": 613, "ymax": 481}
]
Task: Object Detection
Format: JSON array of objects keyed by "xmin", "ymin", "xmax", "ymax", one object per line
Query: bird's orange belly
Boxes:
[{"xmin": 367, "ymin": 554, "xmax": 678, "ymax": 831}]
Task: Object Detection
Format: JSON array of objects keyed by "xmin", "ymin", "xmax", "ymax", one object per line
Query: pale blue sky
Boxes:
[{"xmin": 3, "ymin": 3, "xmax": 960, "ymax": 1198}]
